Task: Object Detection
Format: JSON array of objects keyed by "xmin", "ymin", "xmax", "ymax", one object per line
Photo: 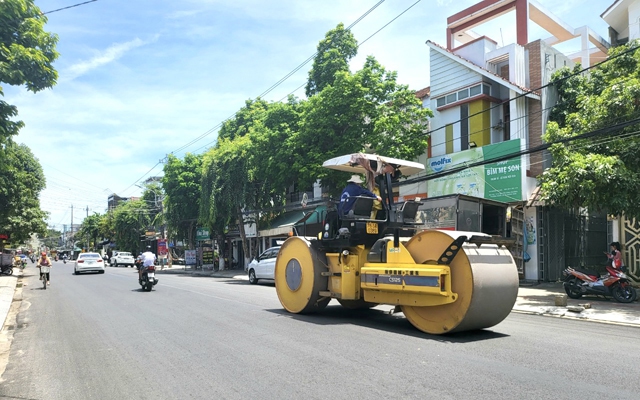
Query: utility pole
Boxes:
[
  {"xmin": 71, "ymin": 205, "xmax": 74, "ymax": 254},
  {"xmin": 86, "ymin": 206, "xmax": 89, "ymax": 252}
]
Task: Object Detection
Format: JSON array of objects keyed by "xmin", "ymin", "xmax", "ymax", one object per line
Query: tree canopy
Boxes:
[
  {"xmin": 540, "ymin": 41, "xmax": 640, "ymax": 218},
  {"xmin": 0, "ymin": 142, "xmax": 47, "ymax": 243},
  {"xmin": 294, "ymin": 56, "xmax": 431, "ymax": 196},
  {"xmin": 0, "ymin": 0, "xmax": 59, "ymax": 144},
  {"xmin": 305, "ymin": 23, "xmax": 357, "ymax": 97},
  {"xmin": 0, "ymin": 0, "xmax": 58, "ymax": 246},
  {"xmin": 162, "ymin": 153, "xmax": 202, "ymax": 248}
]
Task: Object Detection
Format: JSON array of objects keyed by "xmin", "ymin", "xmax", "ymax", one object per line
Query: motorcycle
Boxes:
[
  {"xmin": 139, "ymin": 264, "xmax": 158, "ymax": 292},
  {"xmin": 1, "ymin": 264, "xmax": 13, "ymax": 276},
  {"xmin": 563, "ymin": 264, "xmax": 637, "ymax": 303}
]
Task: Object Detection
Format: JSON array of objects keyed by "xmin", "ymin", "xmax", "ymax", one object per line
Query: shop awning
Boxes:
[
  {"xmin": 258, "ymin": 210, "xmax": 307, "ymax": 237},
  {"xmin": 259, "ymin": 205, "xmax": 330, "ymax": 237},
  {"xmin": 295, "ymin": 205, "xmax": 327, "ymax": 226}
]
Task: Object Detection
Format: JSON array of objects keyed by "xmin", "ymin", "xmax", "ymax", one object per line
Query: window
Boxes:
[{"xmin": 435, "ymin": 83, "xmax": 491, "ymax": 108}]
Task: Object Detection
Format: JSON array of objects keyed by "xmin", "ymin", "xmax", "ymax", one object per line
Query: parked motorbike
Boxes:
[
  {"xmin": 0, "ymin": 264, "xmax": 13, "ymax": 276},
  {"xmin": 563, "ymin": 264, "xmax": 637, "ymax": 303},
  {"xmin": 139, "ymin": 264, "xmax": 158, "ymax": 292}
]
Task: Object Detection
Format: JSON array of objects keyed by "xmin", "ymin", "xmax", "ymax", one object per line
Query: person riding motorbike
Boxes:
[
  {"xmin": 37, "ymin": 251, "xmax": 52, "ymax": 286},
  {"xmin": 139, "ymin": 246, "xmax": 156, "ymax": 283},
  {"xmin": 62, "ymin": 253, "xmax": 68, "ymax": 264}
]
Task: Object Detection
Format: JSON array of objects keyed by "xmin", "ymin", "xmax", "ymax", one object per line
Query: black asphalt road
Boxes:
[{"xmin": 1, "ymin": 260, "xmax": 639, "ymax": 400}]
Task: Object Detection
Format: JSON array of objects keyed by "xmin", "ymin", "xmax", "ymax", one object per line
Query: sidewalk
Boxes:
[
  {"xmin": 2, "ymin": 267, "xmax": 639, "ymax": 329},
  {"xmin": 0, "ymin": 269, "xmax": 22, "ymax": 330},
  {"xmin": 514, "ymin": 282, "xmax": 640, "ymax": 326}
]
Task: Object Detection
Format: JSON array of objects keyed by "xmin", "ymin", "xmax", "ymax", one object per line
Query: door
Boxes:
[
  {"xmin": 263, "ymin": 248, "xmax": 279, "ymax": 280},
  {"xmin": 255, "ymin": 248, "xmax": 273, "ymax": 279}
]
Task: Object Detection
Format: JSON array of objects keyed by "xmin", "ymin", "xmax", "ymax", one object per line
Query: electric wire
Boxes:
[
  {"xmin": 42, "ymin": 0, "xmax": 98, "ymax": 15},
  {"xmin": 169, "ymin": 0, "xmax": 388, "ymax": 157},
  {"xmin": 190, "ymin": 0, "xmax": 423, "ymax": 154}
]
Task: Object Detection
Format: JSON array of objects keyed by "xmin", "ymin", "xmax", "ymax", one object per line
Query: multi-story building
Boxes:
[{"xmin": 400, "ymin": 0, "xmax": 610, "ymax": 281}]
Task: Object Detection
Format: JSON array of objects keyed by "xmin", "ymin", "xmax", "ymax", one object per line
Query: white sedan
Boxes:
[
  {"xmin": 74, "ymin": 253, "xmax": 106, "ymax": 275},
  {"xmin": 247, "ymin": 246, "xmax": 280, "ymax": 284}
]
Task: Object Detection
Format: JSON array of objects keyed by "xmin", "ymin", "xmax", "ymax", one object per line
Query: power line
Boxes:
[
  {"xmin": 168, "ymin": 1, "xmax": 387, "ymax": 157},
  {"xmin": 400, "ymin": 115, "xmax": 640, "ymax": 186},
  {"xmin": 42, "ymin": 0, "xmax": 98, "ymax": 15},
  {"xmin": 191, "ymin": 1, "xmax": 423, "ymax": 154}
]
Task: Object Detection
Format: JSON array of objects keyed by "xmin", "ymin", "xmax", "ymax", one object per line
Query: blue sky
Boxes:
[{"xmin": 5, "ymin": 0, "xmax": 612, "ymax": 231}]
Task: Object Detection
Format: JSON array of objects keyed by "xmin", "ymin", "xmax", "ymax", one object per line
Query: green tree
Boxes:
[
  {"xmin": 200, "ymin": 136, "xmax": 251, "ymax": 255},
  {"xmin": 78, "ymin": 213, "xmax": 103, "ymax": 251},
  {"xmin": 0, "ymin": 142, "xmax": 47, "ymax": 244},
  {"xmin": 162, "ymin": 154, "xmax": 202, "ymax": 249},
  {"xmin": 295, "ymin": 56, "xmax": 432, "ymax": 196},
  {"xmin": 40, "ymin": 227, "xmax": 61, "ymax": 250},
  {"xmin": 140, "ymin": 181, "xmax": 164, "ymax": 228},
  {"xmin": 200, "ymin": 98, "xmax": 303, "ymax": 262},
  {"xmin": 112, "ymin": 199, "xmax": 150, "ymax": 255},
  {"xmin": 540, "ymin": 41, "xmax": 640, "ymax": 218},
  {"xmin": 0, "ymin": 0, "xmax": 59, "ymax": 144},
  {"xmin": 306, "ymin": 23, "xmax": 357, "ymax": 97}
]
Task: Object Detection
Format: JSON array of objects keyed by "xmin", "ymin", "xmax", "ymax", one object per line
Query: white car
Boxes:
[
  {"xmin": 110, "ymin": 251, "xmax": 135, "ymax": 267},
  {"xmin": 74, "ymin": 253, "xmax": 106, "ymax": 275},
  {"xmin": 248, "ymin": 246, "xmax": 280, "ymax": 284}
]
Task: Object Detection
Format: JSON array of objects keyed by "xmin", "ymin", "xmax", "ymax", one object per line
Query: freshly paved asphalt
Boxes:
[{"xmin": 0, "ymin": 261, "xmax": 639, "ymax": 399}]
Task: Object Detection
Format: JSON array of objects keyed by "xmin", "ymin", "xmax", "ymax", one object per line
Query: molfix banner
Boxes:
[{"xmin": 426, "ymin": 139, "xmax": 523, "ymax": 202}]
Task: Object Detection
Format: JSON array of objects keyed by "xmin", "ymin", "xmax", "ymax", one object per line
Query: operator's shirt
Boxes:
[
  {"xmin": 141, "ymin": 251, "xmax": 156, "ymax": 267},
  {"xmin": 339, "ymin": 182, "xmax": 377, "ymax": 216}
]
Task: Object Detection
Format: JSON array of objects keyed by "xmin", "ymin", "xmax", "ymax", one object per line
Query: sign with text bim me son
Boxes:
[{"xmin": 426, "ymin": 139, "xmax": 524, "ymax": 203}]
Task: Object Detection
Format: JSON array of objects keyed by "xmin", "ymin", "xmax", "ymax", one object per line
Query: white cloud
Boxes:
[{"xmin": 64, "ymin": 38, "xmax": 148, "ymax": 81}]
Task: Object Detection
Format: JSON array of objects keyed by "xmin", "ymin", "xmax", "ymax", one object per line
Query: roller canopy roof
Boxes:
[{"xmin": 322, "ymin": 153, "xmax": 424, "ymax": 176}]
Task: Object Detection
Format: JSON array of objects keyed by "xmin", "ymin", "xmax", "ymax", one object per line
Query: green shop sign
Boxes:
[
  {"xmin": 196, "ymin": 227, "xmax": 210, "ymax": 241},
  {"xmin": 426, "ymin": 139, "xmax": 523, "ymax": 202}
]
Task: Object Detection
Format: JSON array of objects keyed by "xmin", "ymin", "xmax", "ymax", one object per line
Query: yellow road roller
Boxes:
[{"xmin": 274, "ymin": 153, "xmax": 518, "ymax": 335}]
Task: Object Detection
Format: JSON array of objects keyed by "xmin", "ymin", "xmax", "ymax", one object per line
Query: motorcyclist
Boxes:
[
  {"xmin": 62, "ymin": 253, "xmax": 68, "ymax": 264},
  {"xmin": 37, "ymin": 251, "xmax": 52, "ymax": 286},
  {"xmin": 139, "ymin": 246, "xmax": 156, "ymax": 283}
]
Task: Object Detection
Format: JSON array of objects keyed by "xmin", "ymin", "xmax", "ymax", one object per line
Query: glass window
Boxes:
[
  {"xmin": 436, "ymin": 97, "xmax": 445, "ymax": 107},
  {"xmin": 483, "ymin": 84, "xmax": 491, "ymax": 95},
  {"xmin": 469, "ymin": 85, "xmax": 481, "ymax": 96},
  {"xmin": 260, "ymin": 250, "xmax": 272, "ymax": 260},
  {"xmin": 81, "ymin": 254, "xmax": 101, "ymax": 259},
  {"xmin": 446, "ymin": 93, "xmax": 457, "ymax": 104},
  {"xmin": 457, "ymin": 89, "xmax": 469, "ymax": 100}
]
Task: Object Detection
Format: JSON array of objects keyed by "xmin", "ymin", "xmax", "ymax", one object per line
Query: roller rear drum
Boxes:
[{"xmin": 402, "ymin": 230, "xmax": 518, "ymax": 334}]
